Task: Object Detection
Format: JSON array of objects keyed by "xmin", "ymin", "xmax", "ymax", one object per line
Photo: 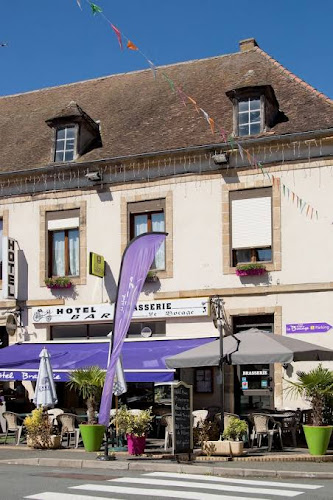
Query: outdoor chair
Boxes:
[
  {"xmin": 3, "ymin": 411, "xmax": 23, "ymax": 445},
  {"xmin": 214, "ymin": 412, "xmax": 240, "ymax": 429},
  {"xmin": 192, "ymin": 410, "xmax": 208, "ymax": 429},
  {"xmin": 280, "ymin": 410, "xmax": 302, "ymax": 447},
  {"xmin": 57, "ymin": 413, "xmax": 80, "ymax": 448},
  {"xmin": 162, "ymin": 414, "xmax": 173, "ymax": 450},
  {"xmin": 47, "ymin": 408, "xmax": 64, "ymax": 427},
  {"xmin": 250, "ymin": 413, "xmax": 283, "ymax": 452}
]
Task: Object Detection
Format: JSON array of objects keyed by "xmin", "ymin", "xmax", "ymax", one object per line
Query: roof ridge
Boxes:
[{"xmin": 255, "ymin": 46, "xmax": 333, "ymax": 106}]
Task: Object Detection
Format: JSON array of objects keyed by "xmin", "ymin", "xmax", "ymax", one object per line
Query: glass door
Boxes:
[{"xmin": 233, "ymin": 315, "xmax": 275, "ymax": 414}]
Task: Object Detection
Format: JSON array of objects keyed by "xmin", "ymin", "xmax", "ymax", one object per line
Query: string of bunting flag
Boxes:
[{"xmin": 77, "ymin": 0, "xmax": 320, "ymax": 221}]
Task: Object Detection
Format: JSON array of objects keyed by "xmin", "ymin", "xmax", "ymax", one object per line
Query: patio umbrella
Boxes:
[
  {"xmin": 166, "ymin": 328, "xmax": 333, "ymax": 368},
  {"xmin": 33, "ymin": 347, "xmax": 58, "ymax": 408}
]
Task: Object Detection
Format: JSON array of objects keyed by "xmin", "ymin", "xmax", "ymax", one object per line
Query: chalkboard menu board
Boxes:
[{"xmin": 172, "ymin": 382, "xmax": 193, "ymax": 454}]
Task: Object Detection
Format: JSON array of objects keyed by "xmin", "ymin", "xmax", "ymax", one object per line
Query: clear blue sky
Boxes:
[{"xmin": 0, "ymin": 0, "xmax": 332, "ymax": 98}]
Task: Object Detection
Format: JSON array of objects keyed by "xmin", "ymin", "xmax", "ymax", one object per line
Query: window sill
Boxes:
[{"xmin": 226, "ymin": 261, "xmax": 280, "ymax": 275}]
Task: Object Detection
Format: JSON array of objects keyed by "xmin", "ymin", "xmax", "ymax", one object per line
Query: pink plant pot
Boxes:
[
  {"xmin": 236, "ymin": 268, "xmax": 266, "ymax": 276},
  {"xmin": 126, "ymin": 434, "xmax": 146, "ymax": 455}
]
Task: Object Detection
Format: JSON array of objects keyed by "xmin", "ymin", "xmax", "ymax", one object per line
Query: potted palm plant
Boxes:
[
  {"xmin": 67, "ymin": 366, "xmax": 106, "ymax": 452},
  {"xmin": 112, "ymin": 406, "xmax": 153, "ymax": 455},
  {"xmin": 286, "ymin": 364, "xmax": 333, "ymax": 455}
]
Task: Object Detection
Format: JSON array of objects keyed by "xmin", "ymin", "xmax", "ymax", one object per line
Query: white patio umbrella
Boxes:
[{"xmin": 33, "ymin": 347, "xmax": 58, "ymax": 408}]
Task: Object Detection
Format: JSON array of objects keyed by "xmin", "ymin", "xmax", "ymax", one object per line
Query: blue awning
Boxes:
[{"xmin": 0, "ymin": 338, "xmax": 216, "ymax": 383}]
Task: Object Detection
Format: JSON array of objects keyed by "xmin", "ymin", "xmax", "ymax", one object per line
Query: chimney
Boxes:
[{"xmin": 239, "ymin": 38, "xmax": 259, "ymax": 52}]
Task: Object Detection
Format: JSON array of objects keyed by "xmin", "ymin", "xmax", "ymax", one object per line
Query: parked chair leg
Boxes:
[
  {"xmin": 268, "ymin": 433, "xmax": 273, "ymax": 452},
  {"xmin": 291, "ymin": 429, "xmax": 297, "ymax": 448},
  {"xmin": 164, "ymin": 430, "xmax": 169, "ymax": 450},
  {"xmin": 15, "ymin": 426, "xmax": 23, "ymax": 445},
  {"xmin": 75, "ymin": 429, "xmax": 80, "ymax": 449},
  {"xmin": 258, "ymin": 434, "xmax": 262, "ymax": 448},
  {"xmin": 4, "ymin": 430, "xmax": 8, "ymax": 445}
]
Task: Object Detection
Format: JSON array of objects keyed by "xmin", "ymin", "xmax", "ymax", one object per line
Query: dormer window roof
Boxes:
[
  {"xmin": 226, "ymin": 85, "xmax": 288, "ymax": 138},
  {"xmin": 46, "ymin": 101, "xmax": 102, "ymax": 162}
]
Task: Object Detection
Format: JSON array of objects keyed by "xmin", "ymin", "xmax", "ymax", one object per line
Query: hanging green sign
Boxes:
[{"xmin": 89, "ymin": 252, "xmax": 105, "ymax": 278}]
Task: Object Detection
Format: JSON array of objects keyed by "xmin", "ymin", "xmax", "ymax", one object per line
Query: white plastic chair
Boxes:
[
  {"xmin": 192, "ymin": 409, "xmax": 208, "ymax": 428},
  {"xmin": 3, "ymin": 412, "xmax": 23, "ymax": 445},
  {"xmin": 163, "ymin": 414, "xmax": 173, "ymax": 450}
]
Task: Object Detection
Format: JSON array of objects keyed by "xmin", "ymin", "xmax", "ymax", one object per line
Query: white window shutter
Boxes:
[
  {"xmin": 48, "ymin": 217, "xmax": 79, "ymax": 231},
  {"xmin": 232, "ymin": 197, "xmax": 272, "ymax": 249}
]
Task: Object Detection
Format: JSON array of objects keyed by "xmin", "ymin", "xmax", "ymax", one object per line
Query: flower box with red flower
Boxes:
[
  {"xmin": 45, "ymin": 277, "xmax": 73, "ymax": 289},
  {"xmin": 235, "ymin": 263, "xmax": 267, "ymax": 276}
]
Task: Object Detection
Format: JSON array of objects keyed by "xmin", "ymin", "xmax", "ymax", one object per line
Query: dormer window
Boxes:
[
  {"xmin": 46, "ymin": 101, "xmax": 102, "ymax": 163},
  {"xmin": 226, "ymin": 85, "xmax": 288, "ymax": 138},
  {"xmin": 238, "ymin": 97, "xmax": 262, "ymax": 136},
  {"xmin": 54, "ymin": 126, "xmax": 76, "ymax": 162}
]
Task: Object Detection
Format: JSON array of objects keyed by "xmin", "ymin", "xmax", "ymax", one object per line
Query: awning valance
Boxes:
[{"xmin": 0, "ymin": 338, "xmax": 216, "ymax": 383}]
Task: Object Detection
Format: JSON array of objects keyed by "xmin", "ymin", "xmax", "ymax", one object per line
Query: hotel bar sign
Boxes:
[
  {"xmin": 2, "ymin": 236, "xmax": 17, "ymax": 300},
  {"xmin": 32, "ymin": 297, "xmax": 210, "ymax": 324}
]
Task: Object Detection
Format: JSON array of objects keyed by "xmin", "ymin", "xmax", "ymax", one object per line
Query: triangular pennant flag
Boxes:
[
  {"xmin": 311, "ymin": 208, "xmax": 314, "ymax": 219},
  {"xmin": 287, "ymin": 187, "xmax": 290, "ymax": 199},
  {"xmin": 208, "ymin": 117, "xmax": 215, "ymax": 134},
  {"xmin": 76, "ymin": 0, "xmax": 82, "ymax": 9},
  {"xmin": 272, "ymin": 175, "xmax": 275, "ymax": 186},
  {"xmin": 300, "ymin": 200, "xmax": 306, "ymax": 213},
  {"xmin": 292, "ymin": 192, "xmax": 295, "ymax": 202},
  {"xmin": 228, "ymin": 134, "xmax": 236, "ymax": 150},
  {"xmin": 276, "ymin": 177, "xmax": 280, "ymax": 188},
  {"xmin": 177, "ymin": 87, "xmax": 187, "ymax": 106},
  {"xmin": 220, "ymin": 128, "xmax": 228, "ymax": 142},
  {"xmin": 147, "ymin": 59, "xmax": 157, "ymax": 79},
  {"xmin": 161, "ymin": 73, "xmax": 175, "ymax": 93},
  {"xmin": 127, "ymin": 40, "xmax": 138, "ymax": 50},
  {"xmin": 110, "ymin": 24, "xmax": 123, "ymax": 50},
  {"xmin": 90, "ymin": 2, "xmax": 102, "ymax": 15},
  {"xmin": 316, "ymin": 210, "xmax": 319, "ymax": 220},
  {"xmin": 306, "ymin": 205, "xmax": 310, "ymax": 217},
  {"xmin": 238, "ymin": 144, "xmax": 245, "ymax": 160},
  {"xmin": 282, "ymin": 184, "xmax": 286, "ymax": 196},
  {"xmin": 199, "ymin": 108, "xmax": 210, "ymax": 123},
  {"xmin": 187, "ymin": 96, "xmax": 199, "ymax": 113}
]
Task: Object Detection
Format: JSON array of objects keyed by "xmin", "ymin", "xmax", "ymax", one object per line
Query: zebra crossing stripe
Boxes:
[
  {"xmin": 71, "ymin": 483, "xmax": 269, "ymax": 500},
  {"xmin": 111, "ymin": 476, "xmax": 303, "ymax": 497},
  {"xmin": 25, "ymin": 493, "xmax": 117, "ymax": 500},
  {"xmin": 146, "ymin": 472, "xmax": 323, "ymax": 490}
]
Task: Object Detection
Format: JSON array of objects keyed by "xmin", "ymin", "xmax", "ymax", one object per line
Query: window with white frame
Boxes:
[
  {"xmin": 128, "ymin": 199, "xmax": 165, "ymax": 271},
  {"xmin": 230, "ymin": 188, "xmax": 272, "ymax": 266},
  {"xmin": 237, "ymin": 97, "xmax": 262, "ymax": 136},
  {"xmin": 47, "ymin": 210, "xmax": 80, "ymax": 277},
  {"xmin": 54, "ymin": 126, "xmax": 76, "ymax": 162}
]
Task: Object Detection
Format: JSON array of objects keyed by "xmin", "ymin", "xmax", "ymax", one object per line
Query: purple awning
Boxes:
[{"xmin": 0, "ymin": 338, "xmax": 216, "ymax": 383}]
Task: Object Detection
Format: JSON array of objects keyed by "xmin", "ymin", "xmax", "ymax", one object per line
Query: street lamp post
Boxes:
[{"xmin": 211, "ymin": 295, "xmax": 225, "ymax": 437}]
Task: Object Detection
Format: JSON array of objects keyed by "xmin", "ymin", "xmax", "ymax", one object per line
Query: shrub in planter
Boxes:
[
  {"xmin": 286, "ymin": 364, "xmax": 333, "ymax": 455},
  {"xmin": 235, "ymin": 263, "xmax": 266, "ymax": 276},
  {"xmin": 24, "ymin": 407, "xmax": 60, "ymax": 449},
  {"xmin": 112, "ymin": 406, "xmax": 153, "ymax": 455},
  {"xmin": 67, "ymin": 366, "xmax": 106, "ymax": 452},
  {"xmin": 203, "ymin": 417, "xmax": 247, "ymax": 456},
  {"xmin": 45, "ymin": 277, "xmax": 73, "ymax": 289}
]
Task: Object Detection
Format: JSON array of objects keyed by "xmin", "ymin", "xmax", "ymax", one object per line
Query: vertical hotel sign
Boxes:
[{"xmin": 2, "ymin": 237, "xmax": 17, "ymax": 299}]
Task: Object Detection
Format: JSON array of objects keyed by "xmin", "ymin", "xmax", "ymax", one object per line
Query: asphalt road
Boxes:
[{"xmin": 0, "ymin": 465, "xmax": 332, "ymax": 500}]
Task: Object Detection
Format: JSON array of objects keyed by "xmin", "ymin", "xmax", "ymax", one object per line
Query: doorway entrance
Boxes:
[{"xmin": 233, "ymin": 315, "xmax": 274, "ymax": 414}]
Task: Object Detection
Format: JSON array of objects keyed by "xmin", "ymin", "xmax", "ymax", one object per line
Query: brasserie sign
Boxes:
[{"xmin": 32, "ymin": 297, "xmax": 209, "ymax": 324}]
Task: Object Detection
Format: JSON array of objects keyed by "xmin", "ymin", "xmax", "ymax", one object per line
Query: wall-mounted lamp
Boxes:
[
  {"xmin": 212, "ymin": 153, "xmax": 228, "ymax": 165},
  {"xmin": 85, "ymin": 171, "xmax": 102, "ymax": 182},
  {"xmin": 282, "ymin": 363, "xmax": 289, "ymax": 370}
]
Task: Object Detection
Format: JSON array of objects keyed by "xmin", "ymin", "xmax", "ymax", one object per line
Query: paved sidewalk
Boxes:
[{"xmin": 0, "ymin": 445, "xmax": 333, "ymax": 479}]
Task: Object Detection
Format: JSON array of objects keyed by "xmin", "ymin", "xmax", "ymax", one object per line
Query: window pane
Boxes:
[
  {"xmin": 52, "ymin": 231, "xmax": 65, "ymax": 276},
  {"xmin": 151, "ymin": 212, "xmax": 165, "ymax": 270},
  {"xmin": 257, "ymin": 248, "xmax": 272, "ymax": 261},
  {"xmin": 250, "ymin": 111, "xmax": 260, "ymax": 122},
  {"xmin": 250, "ymin": 122, "xmax": 261, "ymax": 135},
  {"xmin": 151, "ymin": 212, "xmax": 165, "ymax": 232},
  {"xmin": 56, "ymin": 128, "xmax": 66, "ymax": 140},
  {"xmin": 234, "ymin": 249, "xmax": 252, "ymax": 264},
  {"xmin": 56, "ymin": 139, "xmax": 65, "ymax": 150},
  {"xmin": 55, "ymin": 151, "xmax": 63, "ymax": 162},
  {"xmin": 65, "ymin": 151, "xmax": 74, "ymax": 162},
  {"xmin": 249, "ymin": 98, "xmax": 260, "ymax": 110},
  {"xmin": 66, "ymin": 127, "xmax": 75, "ymax": 139},
  {"xmin": 66, "ymin": 139, "xmax": 75, "ymax": 148},
  {"xmin": 238, "ymin": 124, "xmax": 249, "ymax": 136},
  {"xmin": 238, "ymin": 113, "xmax": 248, "ymax": 125},
  {"xmin": 134, "ymin": 214, "xmax": 148, "ymax": 236},
  {"xmin": 239, "ymin": 100, "xmax": 249, "ymax": 112},
  {"xmin": 68, "ymin": 229, "xmax": 79, "ymax": 276}
]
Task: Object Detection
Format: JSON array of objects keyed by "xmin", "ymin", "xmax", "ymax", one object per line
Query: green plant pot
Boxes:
[
  {"xmin": 79, "ymin": 424, "xmax": 105, "ymax": 452},
  {"xmin": 303, "ymin": 425, "xmax": 333, "ymax": 456}
]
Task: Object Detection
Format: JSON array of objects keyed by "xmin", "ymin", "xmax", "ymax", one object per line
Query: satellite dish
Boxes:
[
  {"xmin": 141, "ymin": 326, "xmax": 152, "ymax": 338},
  {"xmin": 6, "ymin": 313, "xmax": 17, "ymax": 336}
]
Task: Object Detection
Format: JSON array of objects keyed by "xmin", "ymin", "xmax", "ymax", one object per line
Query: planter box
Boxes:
[
  {"xmin": 203, "ymin": 440, "xmax": 244, "ymax": 456},
  {"xmin": 27, "ymin": 434, "xmax": 61, "ymax": 449},
  {"xmin": 236, "ymin": 267, "xmax": 266, "ymax": 276},
  {"xmin": 46, "ymin": 283, "xmax": 72, "ymax": 289}
]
